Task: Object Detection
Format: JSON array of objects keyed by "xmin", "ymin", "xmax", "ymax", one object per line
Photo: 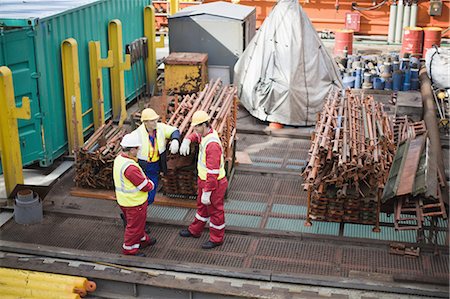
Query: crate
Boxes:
[{"xmin": 164, "ymin": 52, "xmax": 208, "ymax": 94}]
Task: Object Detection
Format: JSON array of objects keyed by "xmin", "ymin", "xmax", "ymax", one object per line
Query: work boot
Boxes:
[
  {"xmin": 120, "ymin": 213, "xmax": 127, "ymax": 228},
  {"xmin": 145, "ymin": 224, "xmax": 151, "ymax": 235},
  {"xmin": 201, "ymin": 240, "xmax": 223, "ymax": 249},
  {"xmin": 179, "ymin": 229, "xmax": 200, "ymax": 238},
  {"xmin": 140, "ymin": 237, "xmax": 157, "ymax": 249}
]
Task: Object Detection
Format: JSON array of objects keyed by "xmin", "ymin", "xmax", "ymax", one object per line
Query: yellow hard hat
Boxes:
[
  {"xmin": 191, "ymin": 110, "xmax": 210, "ymax": 126},
  {"xmin": 141, "ymin": 108, "xmax": 159, "ymax": 121}
]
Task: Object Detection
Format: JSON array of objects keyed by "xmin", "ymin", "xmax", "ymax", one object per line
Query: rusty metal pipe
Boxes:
[{"xmin": 419, "ymin": 67, "xmax": 449, "ymax": 204}]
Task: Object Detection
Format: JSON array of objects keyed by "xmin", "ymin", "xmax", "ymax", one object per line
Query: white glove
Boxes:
[
  {"xmin": 169, "ymin": 139, "xmax": 179, "ymax": 154},
  {"xmin": 179, "ymin": 139, "xmax": 191, "ymax": 156},
  {"xmin": 201, "ymin": 191, "xmax": 212, "ymax": 205}
]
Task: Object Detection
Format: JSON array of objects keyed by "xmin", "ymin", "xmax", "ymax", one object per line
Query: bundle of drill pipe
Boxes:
[
  {"xmin": 162, "ymin": 79, "xmax": 238, "ymax": 197},
  {"xmin": 74, "ymin": 121, "xmax": 126, "ymax": 189},
  {"xmin": 302, "ymin": 89, "xmax": 395, "ymax": 225}
]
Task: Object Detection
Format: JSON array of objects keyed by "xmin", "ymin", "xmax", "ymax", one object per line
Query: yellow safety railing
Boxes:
[
  {"xmin": 0, "ymin": 267, "xmax": 96, "ymax": 299},
  {"xmin": 108, "ymin": 19, "xmax": 131, "ymax": 126},
  {"xmin": 88, "ymin": 41, "xmax": 113, "ymax": 130},
  {"xmin": 144, "ymin": 6, "xmax": 166, "ymax": 96},
  {"xmin": 0, "ymin": 66, "xmax": 31, "ymax": 197},
  {"xmin": 144, "ymin": 6, "xmax": 157, "ymax": 93},
  {"xmin": 61, "ymin": 38, "xmax": 84, "ymax": 153}
]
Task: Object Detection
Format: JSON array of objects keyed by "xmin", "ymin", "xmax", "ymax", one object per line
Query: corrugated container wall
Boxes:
[{"xmin": 0, "ymin": 0, "xmax": 150, "ymax": 170}]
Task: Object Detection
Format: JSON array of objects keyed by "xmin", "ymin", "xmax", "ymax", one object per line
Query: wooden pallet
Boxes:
[{"xmin": 70, "ymin": 187, "xmax": 197, "ymax": 209}]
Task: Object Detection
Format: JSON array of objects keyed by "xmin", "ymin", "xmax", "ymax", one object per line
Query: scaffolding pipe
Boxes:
[
  {"xmin": 388, "ymin": 0, "xmax": 398, "ymax": 43},
  {"xmin": 395, "ymin": 0, "xmax": 404, "ymax": 43},
  {"xmin": 419, "ymin": 67, "xmax": 449, "ymax": 205}
]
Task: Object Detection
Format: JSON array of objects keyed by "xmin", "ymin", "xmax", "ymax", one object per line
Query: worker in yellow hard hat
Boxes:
[
  {"xmin": 113, "ymin": 133, "xmax": 157, "ymax": 257},
  {"xmin": 132, "ymin": 108, "xmax": 181, "ymax": 205},
  {"xmin": 179, "ymin": 110, "xmax": 228, "ymax": 249}
]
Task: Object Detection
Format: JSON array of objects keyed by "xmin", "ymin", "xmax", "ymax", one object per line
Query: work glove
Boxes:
[
  {"xmin": 169, "ymin": 139, "xmax": 179, "ymax": 154},
  {"xmin": 201, "ymin": 190, "xmax": 212, "ymax": 205},
  {"xmin": 179, "ymin": 139, "xmax": 191, "ymax": 156}
]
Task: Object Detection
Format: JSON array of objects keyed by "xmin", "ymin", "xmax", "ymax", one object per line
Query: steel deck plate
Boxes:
[{"xmin": 1, "ymin": 213, "xmax": 447, "ymax": 283}]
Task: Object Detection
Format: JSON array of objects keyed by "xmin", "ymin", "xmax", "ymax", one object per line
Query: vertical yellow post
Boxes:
[
  {"xmin": 88, "ymin": 41, "xmax": 113, "ymax": 130},
  {"xmin": 170, "ymin": 0, "xmax": 179, "ymax": 15},
  {"xmin": 0, "ymin": 66, "xmax": 31, "ymax": 197},
  {"xmin": 61, "ymin": 38, "xmax": 84, "ymax": 153},
  {"xmin": 108, "ymin": 20, "xmax": 131, "ymax": 126},
  {"xmin": 144, "ymin": 6, "xmax": 157, "ymax": 93}
]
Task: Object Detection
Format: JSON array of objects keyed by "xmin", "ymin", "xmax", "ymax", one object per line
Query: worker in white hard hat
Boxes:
[
  {"xmin": 113, "ymin": 133, "xmax": 156, "ymax": 257},
  {"xmin": 179, "ymin": 110, "xmax": 228, "ymax": 249},
  {"xmin": 132, "ymin": 108, "xmax": 181, "ymax": 205}
]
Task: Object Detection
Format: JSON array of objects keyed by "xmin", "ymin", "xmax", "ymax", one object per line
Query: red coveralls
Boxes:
[
  {"xmin": 186, "ymin": 129, "xmax": 228, "ymax": 243},
  {"xmin": 119, "ymin": 154, "xmax": 154, "ymax": 255}
]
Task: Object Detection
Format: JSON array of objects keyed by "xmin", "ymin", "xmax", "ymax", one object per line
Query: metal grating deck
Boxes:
[
  {"xmin": 1, "ymin": 213, "xmax": 448, "ymax": 283},
  {"xmin": 236, "ymin": 134, "xmax": 310, "ymax": 172}
]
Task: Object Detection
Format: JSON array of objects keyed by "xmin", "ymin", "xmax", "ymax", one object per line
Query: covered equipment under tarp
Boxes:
[{"xmin": 234, "ymin": 0, "xmax": 342, "ymax": 126}]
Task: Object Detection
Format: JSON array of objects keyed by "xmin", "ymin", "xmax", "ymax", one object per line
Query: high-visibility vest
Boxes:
[
  {"xmin": 113, "ymin": 155, "xmax": 148, "ymax": 207},
  {"xmin": 135, "ymin": 123, "xmax": 177, "ymax": 161},
  {"xmin": 197, "ymin": 130, "xmax": 226, "ymax": 181}
]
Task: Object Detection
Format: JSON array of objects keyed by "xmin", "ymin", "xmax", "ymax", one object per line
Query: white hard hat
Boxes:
[{"xmin": 120, "ymin": 132, "xmax": 141, "ymax": 148}]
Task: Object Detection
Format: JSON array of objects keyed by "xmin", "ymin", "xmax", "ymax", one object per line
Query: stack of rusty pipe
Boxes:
[
  {"xmin": 74, "ymin": 121, "xmax": 126, "ymax": 190},
  {"xmin": 302, "ymin": 89, "xmax": 395, "ymax": 225},
  {"xmin": 162, "ymin": 79, "xmax": 238, "ymax": 197}
]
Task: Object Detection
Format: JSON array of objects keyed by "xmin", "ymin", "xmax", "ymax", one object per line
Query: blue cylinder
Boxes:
[
  {"xmin": 411, "ymin": 79, "xmax": 419, "ymax": 90},
  {"xmin": 410, "ymin": 68, "xmax": 419, "ymax": 80},
  {"xmin": 393, "ymin": 71, "xmax": 403, "ymax": 91},
  {"xmin": 347, "ymin": 59, "xmax": 353, "ymax": 69},
  {"xmin": 343, "ymin": 74, "xmax": 355, "ymax": 89},
  {"xmin": 393, "ymin": 61, "xmax": 400, "ymax": 72},
  {"xmin": 385, "ymin": 78, "xmax": 393, "ymax": 90},
  {"xmin": 403, "ymin": 69, "xmax": 411, "ymax": 91},
  {"xmin": 400, "ymin": 58, "xmax": 410, "ymax": 71},
  {"xmin": 355, "ymin": 68, "xmax": 362, "ymax": 88},
  {"xmin": 410, "ymin": 57, "xmax": 420, "ymax": 66},
  {"xmin": 373, "ymin": 77, "xmax": 385, "ymax": 90}
]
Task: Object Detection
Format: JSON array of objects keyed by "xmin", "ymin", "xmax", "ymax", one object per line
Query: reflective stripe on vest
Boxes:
[
  {"xmin": 197, "ymin": 130, "xmax": 226, "ymax": 180},
  {"xmin": 113, "ymin": 155, "xmax": 148, "ymax": 207}
]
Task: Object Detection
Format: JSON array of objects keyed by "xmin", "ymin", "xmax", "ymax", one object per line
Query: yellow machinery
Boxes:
[{"xmin": 164, "ymin": 52, "xmax": 208, "ymax": 95}]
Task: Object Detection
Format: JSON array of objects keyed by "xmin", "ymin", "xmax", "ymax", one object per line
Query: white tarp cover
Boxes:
[{"xmin": 234, "ymin": 0, "xmax": 342, "ymax": 126}]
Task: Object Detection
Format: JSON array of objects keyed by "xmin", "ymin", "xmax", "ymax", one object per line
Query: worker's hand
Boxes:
[
  {"xmin": 169, "ymin": 139, "xmax": 179, "ymax": 154},
  {"xmin": 201, "ymin": 191, "xmax": 212, "ymax": 205},
  {"xmin": 179, "ymin": 139, "xmax": 191, "ymax": 156}
]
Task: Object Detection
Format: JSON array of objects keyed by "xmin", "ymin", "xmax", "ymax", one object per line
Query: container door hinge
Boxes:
[{"xmin": 31, "ymin": 72, "xmax": 41, "ymax": 79}]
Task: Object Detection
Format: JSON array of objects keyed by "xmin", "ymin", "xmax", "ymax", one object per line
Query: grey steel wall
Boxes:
[{"xmin": 168, "ymin": 13, "xmax": 256, "ymax": 82}]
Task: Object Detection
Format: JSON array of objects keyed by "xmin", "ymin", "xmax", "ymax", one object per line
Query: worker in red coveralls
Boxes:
[
  {"xmin": 113, "ymin": 133, "xmax": 157, "ymax": 257},
  {"xmin": 178, "ymin": 110, "xmax": 228, "ymax": 249}
]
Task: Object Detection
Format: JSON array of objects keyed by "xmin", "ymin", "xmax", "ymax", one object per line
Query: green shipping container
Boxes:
[{"xmin": 0, "ymin": 0, "xmax": 150, "ymax": 170}]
